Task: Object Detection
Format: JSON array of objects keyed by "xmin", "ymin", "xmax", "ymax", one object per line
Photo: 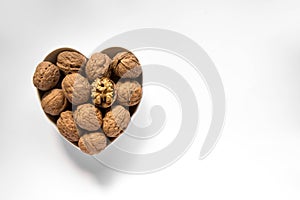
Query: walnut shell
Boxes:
[
  {"xmin": 73, "ymin": 103, "xmax": 102, "ymax": 131},
  {"xmin": 62, "ymin": 73, "xmax": 90, "ymax": 105},
  {"xmin": 56, "ymin": 51, "xmax": 87, "ymax": 74},
  {"xmin": 57, "ymin": 111, "xmax": 80, "ymax": 142},
  {"xmin": 91, "ymin": 77, "xmax": 117, "ymax": 108},
  {"xmin": 78, "ymin": 132, "xmax": 107, "ymax": 155},
  {"xmin": 116, "ymin": 80, "xmax": 142, "ymax": 106},
  {"xmin": 103, "ymin": 105, "xmax": 130, "ymax": 137},
  {"xmin": 41, "ymin": 89, "xmax": 68, "ymax": 116},
  {"xmin": 111, "ymin": 52, "xmax": 142, "ymax": 78},
  {"xmin": 33, "ymin": 61, "xmax": 60, "ymax": 91},
  {"xmin": 85, "ymin": 53, "xmax": 112, "ymax": 81}
]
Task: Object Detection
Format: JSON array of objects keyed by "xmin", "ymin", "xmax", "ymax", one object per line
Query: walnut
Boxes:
[
  {"xmin": 85, "ymin": 53, "xmax": 112, "ymax": 81},
  {"xmin": 56, "ymin": 51, "xmax": 87, "ymax": 74},
  {"xmin": 111, "ymin": 52, "xmax": 142, "ymax": 78},
  {"xmin": 116, "ymin": 80, "xmax": 142, "ymax": 106},
  {"xmin": 73, "ymin": 103, "xmax": 102, "ymax": 131},
  {"xmin": 91, "ymin": 77, "xmax": 116, "ymax": 108},
  {"xmin": 103, "ymin": 105, "xmax": 130, "ymax": 137},
  {"xmin": 57, "ymin": 111, "xmax": 80, "ymax": 142},
  {"xmin": 62, "ymin": 73, "xmax": 90, "ymax": 105},
  {"xmin": 41, "ymin": 89, "xmax": 68, "ymax": 116},
  {"xmin": 78, "ymin": 132, "xmax": 107, "ymax": 155},
  {"xmin": 33, "ymin": 61, "xmax": 60, "ymax": 91}
]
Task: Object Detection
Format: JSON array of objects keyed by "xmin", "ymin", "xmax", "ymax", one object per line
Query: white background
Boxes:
[{"xmin": 1, "ymin": 0, "xmax": 300, "ymax": 199}]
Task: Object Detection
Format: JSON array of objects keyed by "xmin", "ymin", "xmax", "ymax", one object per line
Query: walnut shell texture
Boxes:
[
  {"xmin": 57, "ymin": 111, "xmax": 80, "ymax": 142},
  {"xmin": 111, "ymin": 52, "xmax": 142, "ymax": 78},
  {"xmin": 74, "ymin": 103, "xmax": 102, "ymax": 131},
  {"xmin": 78, "ymin": 132, "xmax": 107, "ymax": 155},
  {"xmin": 33, "ymin": 61, "xmax": 60, "ymax": 91},
  {"xmin": 85, "ymin": 53, "xmax": 112, "ymax": 81},
  {"xmin": 41, "ymin": 89, "xmax": 68, "ymax": 116},
  {"xmin": 103, "ymin": 105, "xmax": 130, "ymax": 137},
  {"xmin": 57, "ymin": 51, "xmax": 87, "ymax": 74},
  {"xmin": 91, "ymin": 77, "xmax": 116, "ymax": 108},
  {"xmin": 117, "ymin": 80, "xmax": 142, "ymax": 106},
  {"xmin": 62, "ymin": 73, "xmax": 91, "ymax": 105}
]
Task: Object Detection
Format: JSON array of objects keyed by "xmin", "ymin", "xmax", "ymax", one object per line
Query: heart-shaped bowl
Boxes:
[{"xmin": 35, "ymin": 47, "xmax": 143, "ymax": 154}]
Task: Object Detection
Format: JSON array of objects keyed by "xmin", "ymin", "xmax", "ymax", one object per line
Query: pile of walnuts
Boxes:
[{"xmin": 33, "ymin": 48, "xmax": 143, "ymax": 155}]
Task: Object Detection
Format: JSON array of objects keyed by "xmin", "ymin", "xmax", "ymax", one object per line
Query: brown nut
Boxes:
[
  {"xmin": 62, "ymin": 73, "xmax": 90, "ymax": 105},
  {"xmin": 41, "ymin": 89, "xmax": 68, "ymax": 116},
  {"xmin": 103, "ymin": 105, "xmax": 130, "ymax": 137},
  {"xmin": 85, "ymin": 53, "xmax": 112, "ymax": 81},
  {"xmin": 111, "ymin": 52, "xmax": 142, "ymax": 78},
  {"xmin": 57, "ymin": 111, "xmax": 80, "ymax": 142},
  {"xmin": 78, "ymin": 132, "xmax": 107, "ymax": 155},
  {"xmin": 73, "ymin": 103, "xmax": 102, "ymax": 131},
  {"xmin": 56, "ymin": 51, "xmax": 87, "ymax": 74},
  {"xmin": 116, "ymin": 80, "xmax": 142, "ymax": 106},
  {"xmin": 91, "ymin": 77, "xmax": 116, "ymax": 108},
  {"xmin": 33, "ymin": 61, "xmax": 60, "ymax": 91}
]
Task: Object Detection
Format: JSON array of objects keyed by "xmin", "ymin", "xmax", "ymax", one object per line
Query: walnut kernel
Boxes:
[
  {"xmin": 111, "ymin": 52, "xmax": 142, "ymax": 78},
  {"xmin": 74, "ymin": 103, "xmax": 102, "ymax": 131},
  {"xmin": 41, "ymin": 89, "xmax": 68, "ymax": 116},
  {"xmin": 78, "ymin": 132, "xmax": 107, "ymax": 155},
  {"xmin": 91, "ymin": 77, "xmax": 116, "ymax": 108},
  {"xmin": 57, "ymin": 111, "xmax": 80, "ymax": 142},
  {"xmin": 33, "ymin": 61, "xmax": 60, "ymax": 91},
  {"xmin": 57, "ymin": 51, "xmax": 87, "ymax": 74},
  {"xmin": 85, "ymin": 53, "xmax": 112, "ymax": 81},
  {"xmin": 62, "ymin": 73, "xmax": 90, "ymax": 105},
  {"xmin": 103, "ymin": 105, "xmax": 130, "ymax": 137}
]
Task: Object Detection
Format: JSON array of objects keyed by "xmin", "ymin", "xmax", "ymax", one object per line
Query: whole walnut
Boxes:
[
  {"xmin": 85, "ymin": 53, "xmax": 112, "ymax": 81},
  {"xmin": 78, "ymin": 132, "xmax": 107, "ymax": 155},
  {"xmin": 62, "ymin": 73, "xmax": 90, "ymax": 105},
  {"xmin": 73, "ymin": 103, "xmax": 102, "ymax": 131},
  {"xmin": 116, "ymin": 80, "xmax": 142, "ymax": 106},
  {"xmin": 41, "ymin": 89, "xmax": 68, "ymax": 116},
  {"xmin": 103, "ymin": 105, "xmax": 130, "ymax": 137},
  {"xmin": 33, "ymin": 61, "xmax": 60, "ymax": 91},
  {"xmin": 111, "ymin": 52, "xmax": 142, "ymax": 78},
  {"xmin": 56, "ymin": 51, "xmax": 87, "ymax": 74},
  {"xmin": 91, "ymin": 77, "xmax": 116, "ymax": 108},
  {"xmin": 57, "ymin": 111, "xmax": 80, "ymax": 142}
]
